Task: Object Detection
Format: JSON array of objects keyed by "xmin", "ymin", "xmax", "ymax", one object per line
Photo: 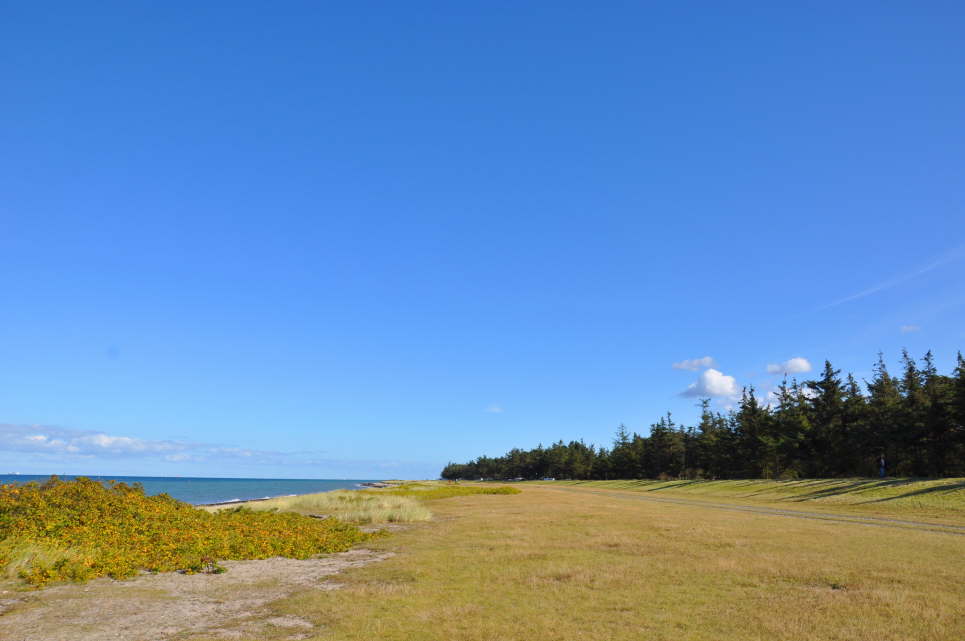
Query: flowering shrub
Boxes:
[{"xmin": 0, "ymin": 477, "xmax": 374, "ymax": 587}]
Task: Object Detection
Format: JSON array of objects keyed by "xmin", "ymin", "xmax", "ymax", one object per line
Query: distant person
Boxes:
[{"xmin": 879, "ymin": 454, "xmax": 886, "ymax": 478}]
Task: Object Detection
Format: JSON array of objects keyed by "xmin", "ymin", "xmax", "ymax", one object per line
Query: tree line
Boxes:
[{"xmin": 441, "ymin": 350, "xmax": 965, "ymax": 480}]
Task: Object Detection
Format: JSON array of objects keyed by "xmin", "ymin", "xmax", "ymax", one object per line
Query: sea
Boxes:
[{"xmin": 0, "ymin": 475, "xmax": 381, "ymax": 505}]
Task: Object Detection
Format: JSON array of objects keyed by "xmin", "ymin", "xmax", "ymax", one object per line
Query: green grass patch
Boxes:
[
  {"xmin": 0, "ymin": 477, "xmax": 375, "ymax": 587},
  {"xmin": 372, "ymin": 482, "xmax": 521, "ymax": 500}
]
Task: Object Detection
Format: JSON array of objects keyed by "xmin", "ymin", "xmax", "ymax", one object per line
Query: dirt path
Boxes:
[
  {"xmin": 0, "ymin": 548, "xmax": 391, "ymax": 641},
  {"xmin": 540, "ymin": 486, "xmax": 965, "ymax": 535}
]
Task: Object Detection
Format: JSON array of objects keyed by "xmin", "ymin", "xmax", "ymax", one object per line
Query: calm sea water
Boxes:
[{"xmin": 0, "ymin": 475, "xmax": 380, "ymax": 505}]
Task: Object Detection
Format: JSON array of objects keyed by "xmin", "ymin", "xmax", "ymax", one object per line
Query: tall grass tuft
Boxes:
[{"xmin": 239, "ymin": 491, "xmax": 432, "ymax": 524}]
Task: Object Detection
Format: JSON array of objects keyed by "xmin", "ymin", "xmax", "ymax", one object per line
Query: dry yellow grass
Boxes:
[
  {"xmin": 233, "ymin": 484, "xmax": 965, "ymax": 641},
  {"xmin": 204, "ymin": 490, "xmax": 431, "ymax": 524}
]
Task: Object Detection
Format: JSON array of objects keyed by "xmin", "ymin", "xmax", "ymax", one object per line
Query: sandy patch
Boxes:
[{"xmin": 0, "ymin": 548, "xmax": 392, "ymax": 641}]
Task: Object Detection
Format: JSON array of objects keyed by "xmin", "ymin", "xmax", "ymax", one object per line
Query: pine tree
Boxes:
[
  {"xmin": 646, "ymin": 413, "xmax": 685, "ymax": 478},
  {"xmin": 841, "ymin": 373, "xmax": 869, "ymax": 474},
  {"xmin": 439, "ymin": 349, "xmax": 963, "ymax": 481},
  {"xmin": 899, "ymin": 349, "xmax": 929, "ymax": 475},
  {"xmin": 956, "ymin": 353, "xmax": 965, "ymax": 424},
  {"xmin": 735, "ymin": 387, "xmax": 772, "ymax": 477},
  {"xmin": 695, "ymin": 399, "xmax": 733, "ymax": 479},
  {"xmin": 866, "ymin": 352, "xmax": 902, "ymax": 475},
  {"xmin": 949, "ymin": 353, "xmax": 965, "ymax": 475},
  {"xmin": 609, "ymin": 425, "xmax": 635, "ymax": 479},
  {"xmin": 592, "ymin": 446, "xmax": 612, "ymax": 480},
  {"xmin": 919, "ymin": 351, "xmax": 954, "ymax": 475},
  {"xmin": 771, "ymin": 378, "xmax": 811, "ymax": 477},
  {"xmin": 805, "ymin": 361, "xmax": 846, "ymax": 476}
]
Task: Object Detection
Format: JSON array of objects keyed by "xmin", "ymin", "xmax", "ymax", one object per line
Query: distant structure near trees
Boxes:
[{"xmin": 442, "ymin": 350, "xmax": 965, "ymax": 481}]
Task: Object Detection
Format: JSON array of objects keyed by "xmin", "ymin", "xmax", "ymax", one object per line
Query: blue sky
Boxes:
[{"xmin": 2, "ymin": 1, "xmax": 963, "ymax": 479}]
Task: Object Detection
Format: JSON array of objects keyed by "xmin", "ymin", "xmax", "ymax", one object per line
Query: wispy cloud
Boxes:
[
  {"xmin": 672, "ymin": 356, "xmax": 715, "ymax": 371},
  {"xmin": 485, "ymin": 404, "xmax": 504, "ymax": 414},
  {"xmin": 0, "ymin": 423, "xmax": 440, "ymax": 479},
  {"xmin": 0, "ymin": 423, "xmax": 317, "ymax": 466},
  {"xmin": 819, "ymin": 244, "xmax": 965, "ymax": 310},
  {"xmin": 0, "ymin": 424, "xmax": 185, "ymax": 458},
  {"xmin": 900, "ymin": 324, "xmax": 921, "ymax": 333}
]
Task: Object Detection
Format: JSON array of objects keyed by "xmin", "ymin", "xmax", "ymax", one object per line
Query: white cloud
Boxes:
[
  {"xmin": 0, "ymin": 423, "xmax": 302, "ymax": 466},
  {"xmin": 672, "ymin": 356, "xmax": 715, "ymax": 371},
  {"xmin": 900, "ymin": 324, "xmax": 921, "ymax": 333},
  {"xmin": 0, "ymin": 424, "xmax": 190, "ymax": 458},
  {"xmin": 164, "ymin": 453, "xmax": 199, "ymax": 463},
  {"xmin": 0, "ymin": 423, "xmax": 438, "ymax": 479},
  {"xmin": 681, "ymin": 368, "xmax": 740, "ymax": 398},
  {"xmin": 485, "ymin": 404, "xmax": 504, "ymax": 414},
  {"xmin": 766, "ymin": 357, "xmax": 812, "ymax": 375},
  {"xmin": 73, "ymin": 433, "xmax": 183, "ymax": 454},
  {"xmin": 765, "ymin": 389, "xmax": 780, "ymax": 407}
]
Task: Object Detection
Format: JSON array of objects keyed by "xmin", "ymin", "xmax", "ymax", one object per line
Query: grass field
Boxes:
[
  {"xmin": 183, "ymin": 481, "xmax": 965, "ymax": 641},
  {"xmin": 4, "ymin": 480, "xmax": 963, "ymax": 640},
  {"xmin": 531, "ymin": 478, "xmax": 965, "ymax": 522}
]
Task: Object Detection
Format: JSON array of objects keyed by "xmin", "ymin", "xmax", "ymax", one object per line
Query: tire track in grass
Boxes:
[{"xmin": 537, "ymin": 486, "xmax": 965, "ymax": 536}]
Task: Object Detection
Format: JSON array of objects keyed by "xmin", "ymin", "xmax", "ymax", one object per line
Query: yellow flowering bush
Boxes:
[{"xmin": 0, "ymin": 477, "xmax": 374, "ymax": 587}]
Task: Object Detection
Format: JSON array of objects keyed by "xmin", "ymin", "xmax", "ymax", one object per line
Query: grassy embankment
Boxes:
[
  {"xmin": 531, "ymin": 477, "xmax": 965, "ymax": 522},
  {"xmin": 177, "ymin": 479, "xmax": 965, "ymax": 641}
]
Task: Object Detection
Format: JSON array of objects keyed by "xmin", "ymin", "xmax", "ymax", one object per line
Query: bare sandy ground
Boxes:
[{"xmin": 0, "ymin": 548, "xmax": 392, "ymax": 641}]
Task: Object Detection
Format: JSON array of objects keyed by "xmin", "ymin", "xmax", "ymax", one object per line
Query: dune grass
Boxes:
[
  {"xmin": 218, "ymin": 490, "xmax": 432, "ymax": 524},
  {"xmin": 0, "ymin": 540, "xmax": 92, "ymax": 584},
  {"xmin": 206, "ymin": 483, "xmax": 520, "ymax": 524},
  {"xmin": 530, "ymin": 478, "xmax": 965, "ymax": 521},
  {"xmin": 229, "ymin": 484, "xmax": 965, "ymax": 641}
]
